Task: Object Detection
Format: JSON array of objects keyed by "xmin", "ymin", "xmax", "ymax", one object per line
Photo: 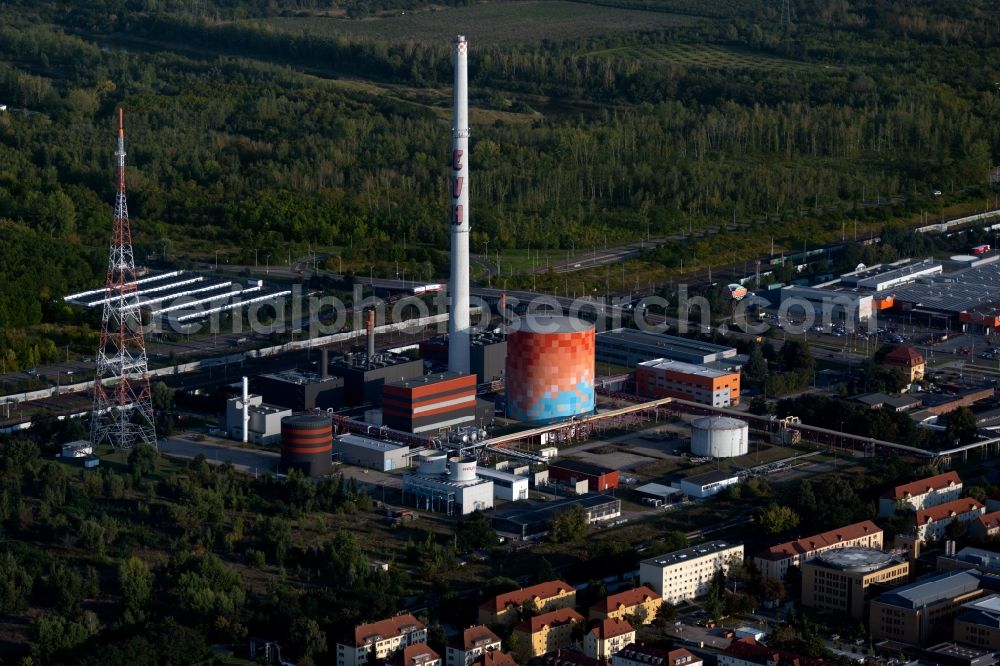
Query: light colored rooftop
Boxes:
[{"xmin": 638, "ymin": 358, "xmax": 737, "ymax": 378}]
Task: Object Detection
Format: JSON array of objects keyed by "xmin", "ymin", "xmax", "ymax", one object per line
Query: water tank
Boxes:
[
  {"xmin": 417, "ymin": 450, "xmax": 448, "ymax": 475},
  {"xmin": 690, "ymin": 416, "xmax": 749, "ymax": 458},
  {"xmin": 280, "ymin": 415, "xmax": 333, "ymax": 477},
  {"xmin": 449, "ymin": 456, "xmax": 478, "ymax": 482},
  {"xmin": 506, "ymin": 315, "xmax": 595, "ymax": 424}
]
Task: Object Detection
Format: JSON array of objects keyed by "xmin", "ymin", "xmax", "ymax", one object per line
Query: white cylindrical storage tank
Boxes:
[
  {"xmin": 418, "ymin": 451, "xmax": 448, "ymax": 475},
  {"xmin": 449, "ymin": 456, "xmax": 478, "ymax": 482},
  {"xmin": 690, "ymin": 416, "xmax": 749, "ymax": 458}
]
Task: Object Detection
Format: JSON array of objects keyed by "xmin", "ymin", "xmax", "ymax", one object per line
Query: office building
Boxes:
[
  {"xmin": 955, "ymin": 595, "xmax": 1000, "ymax": 650},
  {"xmin": 880, "ymin": 471, "xmax": 963, "ymax": 517},
  {"xmin": 336, "ymin": 613, "xmax": 427, "ymax": 666},
  {"xmin": 640, "ymin": 541, "xmax": 744, "ymax": 604},
  {"xmin": 635, "ymin": 358, "xmax": 741, "ymax": 407},
  {"xmin": 479, "ymin": 580, "xmax": 576, "ymax": 626},
  {"xmin": 755, "ymin": 520, "xmax": 883, "ymax": 581},
  {"xmin": 801, "ymin": 547, "xmax": 909, "ymax": 618}
]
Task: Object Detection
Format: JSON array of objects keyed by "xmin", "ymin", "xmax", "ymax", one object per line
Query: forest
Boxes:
[{"xmin": 0, "ymin": 0, "xmax": 998, "ymax": 370}]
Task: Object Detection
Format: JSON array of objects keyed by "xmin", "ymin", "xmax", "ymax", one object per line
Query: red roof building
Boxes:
[
  {"xmin": 753, "ymin": 520, "xmax": 883, "ymax": 580},
  {"xmin": 914, "ymin": 498, "xmax": 985, "ymax": 541},
  {"xmin": 589, "ymin": 586, "xmax": 662, "ymax": 623},
  {"xmin": 881, "ymin": 347, "xmax": 925, "ymax": 382},
  {"xmin": 479, "ymin": 580, "xmax": 576, "ymax": 625}
]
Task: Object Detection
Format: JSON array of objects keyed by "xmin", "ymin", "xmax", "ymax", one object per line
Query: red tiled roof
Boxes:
[
  {"xmin": 479, "ymin": 652, "xmax": 518, "ymax": 666},
  {"xmin": 515, "ymin": 607, "xmax": 585, "ymax": 634},
  {"xmin": 458, "ymin": 625, "xmax": 501, "ymax": 651},
  {"xmin": 883, "ymin": 347, "xmax": 924, "ymax": 367},
  {"xmin": 980, "ymin": 511, "xmax": 1000, "ymax": 532},
  {"xmin": 590, "ymin": 586, "xmax": 659, "ymax": 613},
  {"xmin": 886, "ymin": 471, "xmax": 962, "ymax": 500},
  {"xmin": 590, "ymin": 617, "xmax": 635, "ymax": 640},
  {"xmin": 395, "ymin": 643, "xmax": 439, "ymax": 666},
  {"xmin": 916, "ymin": 498, "xmax": 984, "ymax": 525},
  {"xmin": 353, "ymin": 613, "xmax": 424, "ymax": 646},
  {"xmin": 756, "ymin": 521, "xmax": 881, "ymax": 561},
  {"xmin": 722, "ymin": 637, "xmax": 826, "ymax": 666},
  {"xmin": 480, "ymin": 580, "xmax": 575, "ymax": 612}
]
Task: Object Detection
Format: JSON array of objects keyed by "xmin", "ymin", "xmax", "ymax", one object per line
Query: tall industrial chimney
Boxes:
[
  {"xmin": 241, "ymin": 376, "xmax": 249, "ymax": 444},
  {"xmin": 366, "ymin": 309, "xmax": 376, "ymax": 360},
  {"xmin": 448, "ymin": 34, "xmax": 471, "ymax": 375}
]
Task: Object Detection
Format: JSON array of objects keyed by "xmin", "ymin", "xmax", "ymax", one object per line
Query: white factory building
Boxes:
[
  {"xmin": 403, "ymin": 451, "xmax": 493, "ymax": 515},
  {"xmin": 334, "ymin": 434, "xmax": 410, "ymax": 471},
  {"xmin": 475, "ymin": 467, "xmax": 530, "ymax": 501},
  {"xmin": 225, "ymin": 394, "xmax": 290, "ymax": 445}
]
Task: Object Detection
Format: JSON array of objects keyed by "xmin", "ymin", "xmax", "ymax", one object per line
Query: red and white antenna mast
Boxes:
[{"xmin": 90, "ymin": 109, "xmax": 157, "ymax": 449}]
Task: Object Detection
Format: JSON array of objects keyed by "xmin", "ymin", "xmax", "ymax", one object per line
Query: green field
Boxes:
[
  {"xmin": 584, "ymin": 42, "xmax": 815, "ymax": 70},
  {"xmin": 251, "ymin": 1, "xmax": 696, "ymax": 46}
]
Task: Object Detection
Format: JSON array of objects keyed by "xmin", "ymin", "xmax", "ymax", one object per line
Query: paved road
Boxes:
[{"xmin": 159, "ymin": 436, "xmax": 279, "ymax": 475}]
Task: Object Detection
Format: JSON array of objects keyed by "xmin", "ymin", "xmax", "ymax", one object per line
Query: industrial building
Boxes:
[
  {"xmin": 636, "ymin": 358, "xmax": 741, "ymax": 407},
  {"xmin": 491, "ymin": 494, "xmax": 621, "ymax": 540},
  {"xmin": 475, "ymin": 467, "xmax": 529, "ymax": 501},
  {"xmin": 879, "ymin": 471, "xmax": 963, "ymax": 517},
  {"xmin": 547, "ymin": 460, "xmax": 619, "ymax": 492},
  {"xmin": 678, "ymin": 470, "xmax": 740, "ymax": 498},
  {"xmin": 402, "ymin": 451, "xmax": 493, "ymax": 515},
  {"xmin": 690, "ymin": 416, "xmax": 749, "ymax": 458},
  {"xmin": 330, "ymin": 352, "xmax": 423, "ymax": 406},
  {"xmin": 596, "ymin": 328, "xmax": 737, "ymax": 367},
  {"xmin": 382, "ymin": 372, "xmax": 477, "ymax": 434},
  {"xmin": 334, "ymin": 433, "xmax": 410, "ymax": 471},
  {"xmin": 755, "ymin": 520, "xmax": 883, "ymax": 580},
  {"xmin": 479, "ymin": 580, "xmax": 577, "ymax": 626},
  {"xmin": 869, "ymin": 570, "xmax": 1000, "ymax": 646},
  {"xmin": 800, "ymin": 547, "xmax": 909, "ymax": 618},
  {"xmin": 336, "ymin": 613, "xmax": 427, "ymax": 666},
  {"xmin": 640, "ymin": 541, "xmax": 744, "ymax": 604},
  {"xmin": 280, "ymin": 415, "xmax": 333, "ymax": 477},
  {"xmin": 224, "ymin": 393, "xmax": 290, "ymax": 444},
  {"xmin": 506, "ymin": 315, "xmax": 595, "ymax": 424},
  {"xmin": 420, "ymin": 332, "xmax": 507, "ymax": 384},
  {"xmin": 252, "ymin": 369, "xmax": 344, "ymax": 412}
]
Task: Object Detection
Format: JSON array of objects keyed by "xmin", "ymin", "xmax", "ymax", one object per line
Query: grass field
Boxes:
[
  {"xmin": 583, "ymin": 43, "xmax": 814, "ymax": 70},
  {"xmin": 251, "ymin": 1, "xmax": 696, "ymax": 46}
]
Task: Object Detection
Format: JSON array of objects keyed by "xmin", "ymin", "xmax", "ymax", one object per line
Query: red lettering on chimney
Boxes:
[
  {"xmin": 452, "ymin": 176, "xmax": 464, "ymax": 198},
  {"xmin": 452, "ymin": 149, "xmax": 464, "ymax": 171},
  {"xmin": 452, "ymin": 204, "xmax": 463, "ymax": 226}
]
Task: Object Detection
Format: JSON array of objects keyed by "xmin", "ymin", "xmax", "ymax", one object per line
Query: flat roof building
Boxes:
[
  {"xmin": 954, "ymin": 595, "xmax": 1000, "ymax": 651},
  {"xmin": 382, "ymin": 372, "xmax": 477, "ymax": 435},
  {"xmin": 492, "ymin": 494, "xmax": 621, "ymax": 540},
  {"xmin": 755, "ymin": 520, "xmax": 883, "ymax": 581},
  {"xmin": 596, "ymin": 328, "xmax": 737, "ymax": 367},
  {"xmin": 334, "ymin": 434, "xmax": 410, "ymax": 472},
  {"xmin": 679, "ymin": 470, "xmax": 740, "ymax": 499},
  {"xmin": 640, "ymin": 540, "xmax": 744, "ymax": 604},
  {"xmin": 252, "ymin": 370, "xmax": 345, "ymax": 411},
  {"xmin": 801, "ymin": 547, "xmax": 909, "ymax": 618},
  {"xmin": 331, "ymin": 353, "xmax": 424, "ymax": 407},
  {"xmin": 636, "ymin": 358, "xmax": 741, "ymax": 407},
  {"xmin": 547, "ymin": 459, "xmax": 620, "ymax": 492},
  {"xmin": 475, "ymin": 467, "xmax": 529, "ymax": 502}
]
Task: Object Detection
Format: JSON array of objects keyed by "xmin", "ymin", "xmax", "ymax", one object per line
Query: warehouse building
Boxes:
[
  {"xmin": 492, "ymin": 494, "xmax": 621, "ymax": 540},
  {"xmin": 801, "ymin": 547, "xmax": 909, "ymax": 618},
  {"xmin": 679, "ymin": 470, "xmax": 740, "ymax": 498},
  {"xmin": 334, "ymin": 433, "xmax": 410, "ymax": 472},
  {"xmin": 596, "ymin": 328, "xmax": 737, "ymax": 367},
  {"xmin": 640, "ymin": 541, "xmax": 744, "ymax": 604},
  {"xmin": 635, "ymin": 358, "xmax": 741, "ymax": 407},
  {"xmin": 547, "ymin": 460, "xmax": 619, "ymax": 492},
  {"xmin": 382, "ymin": 372, "xmax": 477, "ymax": 434}
]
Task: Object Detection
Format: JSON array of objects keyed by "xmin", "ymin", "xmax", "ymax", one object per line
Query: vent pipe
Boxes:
[{"xmin": 242, "ymin": 375, "xmax": 249, "ymax": 444}]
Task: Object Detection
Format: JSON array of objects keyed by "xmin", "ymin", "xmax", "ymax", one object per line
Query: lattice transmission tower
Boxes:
[{"xmin": 90, "ymin": 109, "xmax": 157, "ymax": 449}]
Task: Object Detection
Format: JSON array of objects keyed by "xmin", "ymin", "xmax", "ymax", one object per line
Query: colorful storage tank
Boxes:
[
  {"xmin": 506, "ymin": 315, "xmax": 595, "ymax": 424},
  {"xmin": 280, "ymin": 414, "xmax": 332, "ymax": 477}
]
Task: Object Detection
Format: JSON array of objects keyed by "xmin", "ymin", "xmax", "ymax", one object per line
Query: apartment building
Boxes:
[
  {"xmin": 869, "ymin": 570, "xmax": 1000, "ymax": 646},
  {"xmin": 589, "ymin": 586, "xmax": 663, "ymax": 624},
  {"xmin": 478, "ymin": 580, "xmax": 576, "ymax": 626},
  {"xmin": 337, "ymin": 614, "xmax": 427, "ymax": 666},
  {"xmin": 512, "ymin": 607, "xmax": 585, "ymax": 662},
  {"xmin": 640, "ymin": 541, "xmax": 744, "ymax": 604},
  {"xmin": 878, "ymin": 471, "xmax": 962, "ymax": 517},
  {"xmin": 584, "ymin": 618, "xmax": 635, "ymax": 661},
  {"xmin": 800, "ymin": 547, "xmax": 909, "ymax": 618},
  {"xmin": 754, "ymin": 520, "xmax": 883, "ymax": 581},
  {"xmin": 635, "ymin": 358, "xmax": 741, "ymax": 407},
  {"xmin": 972, "ymin": 511, "xmax": 1000, "ymax": 541},
  {"xmin": 718, "ymin": 637, "xmax": 826, "ymax": 666},
  {"xmin": 446, "ymin": 626, "xmax": 502, "ymax": 666},
  {"xmin": 391, "ymin": 644, "xmax": 441, "ymax": 666},
  {"xmin": 613, "ymin": 645, "xmax": 702, "ymax": 666},
  {"xmin": 914, "ymin": 498, "xmax": 985, "ymax": 542}
]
